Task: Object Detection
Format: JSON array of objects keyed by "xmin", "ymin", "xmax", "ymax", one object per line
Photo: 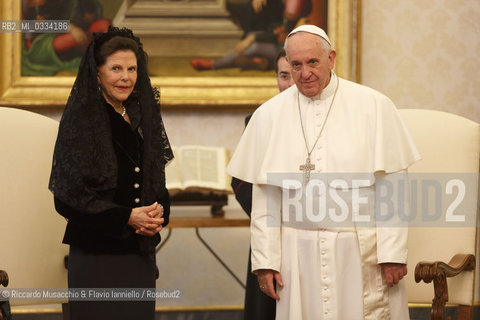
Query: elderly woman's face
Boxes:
[{"xmin": 97, "ymin": 50, "xmax": 137, "ymax": 108}]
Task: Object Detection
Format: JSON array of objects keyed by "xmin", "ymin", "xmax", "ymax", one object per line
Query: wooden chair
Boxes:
[
  {"xmin": 0, "ymin": 270, "xmax": 10, "ymax": 320},
  {"xmin": 399, "ymin": 109, "xmax": 479, "ymax": 320},
  {"xmin": 0, "ymin": 107, "xmax": 68, "ymax": 314}
]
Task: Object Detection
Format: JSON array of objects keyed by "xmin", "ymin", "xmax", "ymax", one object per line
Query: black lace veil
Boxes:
[{"xmin": 49, "ymin": 26, "xmax": 173, "ymax": 214}]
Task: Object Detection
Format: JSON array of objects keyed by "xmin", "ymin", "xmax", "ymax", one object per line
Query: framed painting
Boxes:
[{"xmin": 0, "ymin": 0, "xmax": 361, "ymax": 111}]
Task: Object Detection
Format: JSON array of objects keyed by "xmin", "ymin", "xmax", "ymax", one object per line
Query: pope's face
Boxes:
[
  {"xmin": 286, "ymin": 32, "xmax": 336, "ymax": 98},
  {"xmin": 97, "ymin": 50, "xmax": 137, "ymax": 108},
  {"xmin": 276, "ymin": 57, "xmax": 295, "ymax": 92}
]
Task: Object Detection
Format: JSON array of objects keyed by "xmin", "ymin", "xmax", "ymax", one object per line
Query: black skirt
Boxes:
[{"xmin": 67, "ymin": 246, "xmax": 156, "ymax": 320}]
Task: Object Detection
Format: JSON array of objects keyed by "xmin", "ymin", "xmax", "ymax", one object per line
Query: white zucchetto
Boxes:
[{"xmin": 287, "ymin": 24, "xmax": 331, "ymax": 46}]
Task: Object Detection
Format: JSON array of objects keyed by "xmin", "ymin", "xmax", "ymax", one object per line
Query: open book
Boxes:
[{"xmin": 165, "ymin": 145, "xmax": 233, "ymax": 195}]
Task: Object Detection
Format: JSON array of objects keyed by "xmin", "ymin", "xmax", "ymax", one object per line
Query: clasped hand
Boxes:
[{"xmin": 128, "ymin": 202, "xmax": 164, "ymax": 236}]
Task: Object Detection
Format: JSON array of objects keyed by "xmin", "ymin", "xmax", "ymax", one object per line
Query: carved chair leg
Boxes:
[
  {"xmin": 415, "ymin": 254, "xmax": 476, "ymax": 320},
  {"xmin": 0, "ymin": 270, "xmax": 8, "ymax": 320},
  {"xmin": 431, "ymin": 272, "xmax": 447, "ymax": 320}
]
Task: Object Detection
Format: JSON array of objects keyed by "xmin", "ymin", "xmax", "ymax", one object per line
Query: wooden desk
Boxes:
[{"xmin": 167, "ymin": 217, "xmax": 249, "ymax": 228}]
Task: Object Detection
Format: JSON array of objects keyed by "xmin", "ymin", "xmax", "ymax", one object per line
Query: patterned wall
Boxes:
[
  {"xmin": 362, "ymin": 0, "xmax": 480, "ymax": 305},
  {"xmin": 361, "ymin": 0, "xmax": 480, "ymax": 123}
]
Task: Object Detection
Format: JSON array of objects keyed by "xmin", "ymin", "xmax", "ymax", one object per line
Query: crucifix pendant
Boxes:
[{"xmin": 299, "ymin": 156, "xmax": 315, "ymax": 184}]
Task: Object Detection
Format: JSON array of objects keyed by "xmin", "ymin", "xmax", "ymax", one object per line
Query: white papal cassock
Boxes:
[{"xmin": 227, "ymin": 73, "xmax": 421, "ymax": 320}]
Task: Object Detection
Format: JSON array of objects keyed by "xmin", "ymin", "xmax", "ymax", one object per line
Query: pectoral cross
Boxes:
[{"xmin": 299, "ymin": 156, "xmax": 315, "ymax": 184}]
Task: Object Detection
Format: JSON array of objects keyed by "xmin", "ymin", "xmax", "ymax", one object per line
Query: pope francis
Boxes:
[{"xmin": 227, "ymin": 25, "xmax": 421, "ymax": 320}]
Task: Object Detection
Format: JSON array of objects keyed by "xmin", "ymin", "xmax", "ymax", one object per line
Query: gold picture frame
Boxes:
[{"xmin": 0, "ymin": 0, "xmax": 361, "ymax": 111}]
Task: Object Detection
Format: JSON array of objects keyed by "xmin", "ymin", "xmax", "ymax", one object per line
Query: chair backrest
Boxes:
[
  {"xmin": 0, "ymin": 107, "xmax": 67, "ymax": 306},
  {"xmin": 398, "ymin": 109, "xmax": 479, "ymax": 306}
]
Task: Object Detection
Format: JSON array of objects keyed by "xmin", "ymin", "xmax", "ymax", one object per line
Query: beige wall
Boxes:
[
  {"xmin": 361, "ymin": 0, "xmax": 480, "ymax": 123},
  {"xmin": 162, "ymin": 111, "xmax": 250, "ymax": 152}
]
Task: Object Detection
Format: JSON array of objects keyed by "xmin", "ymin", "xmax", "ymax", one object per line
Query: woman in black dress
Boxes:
[{"xmin": 49, "ymin": 27, "xmax": 173, "ymax": 320}]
